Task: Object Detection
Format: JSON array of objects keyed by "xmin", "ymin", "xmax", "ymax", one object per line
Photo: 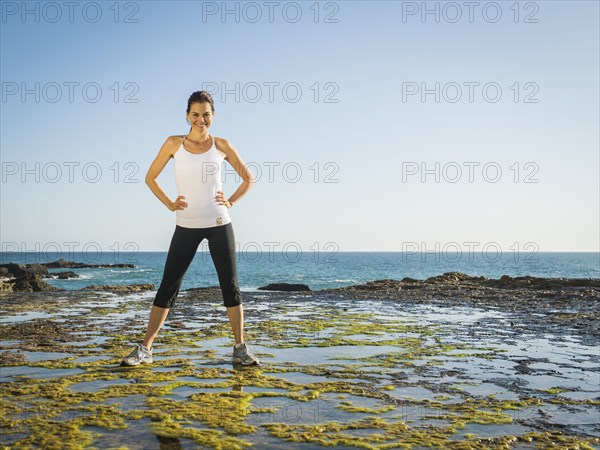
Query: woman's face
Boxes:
[{"xmin": 187, "ymin": 101, "xmax": 214, "ymax": 131}]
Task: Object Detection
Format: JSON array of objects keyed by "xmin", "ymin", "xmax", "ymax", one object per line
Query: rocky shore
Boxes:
[
  {"xmin": 1, "ymin": 261, "xmax": 598, "ymax": 312},
  {"xmin": 0, "ymin": 258, "xmax": 135, "ymax": 292},
  {"xmin": 1, "ymin": 262, "xmax": 599, "ymax": 448},
  {"xmin": 322, "ymin": 272, "xmax": 600, "ymax": 309},
  {"xmin": 182, "ymin": 272, "xmax": 600, "ymax": 314}
]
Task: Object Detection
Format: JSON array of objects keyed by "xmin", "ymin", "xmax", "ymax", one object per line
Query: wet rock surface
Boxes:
[
  {"xmin": 1, "ymin": 273, "xmax": 599, "ymax": 449},
  {"xmin": 321, "ymin": 273, "xmax": 600, "ymax": 344},
  {"xmin": 80, "ymin": 283, "xmax": 155, "ymax": 292}
]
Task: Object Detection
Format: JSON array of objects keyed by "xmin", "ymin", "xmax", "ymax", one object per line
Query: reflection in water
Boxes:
[{"xmin": 156, "ymin": 433, "xmax": 183, "ymax": 450}]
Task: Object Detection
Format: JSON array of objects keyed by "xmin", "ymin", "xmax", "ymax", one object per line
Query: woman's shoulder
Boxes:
[
  {"xmin": 213, "ymin": 136, "xmax": 230, "ymax": 158},
  {"xmin": 155, "ymin": 135, "xmax": 184, "ymax": 159},
  {"xmin": 171, "ymin": 135, "xmax": 186, "ymax": 149},
  {"xmin": 162, "ymin": 135, "xmax": 185, "ymax": 148},
  {"xmin": 214, "ymin": 135, "xmax": 225, "ymax": 147},
  {"xmin": 213, "ymin": 136, "xmax": 231, "ymax": 153}
]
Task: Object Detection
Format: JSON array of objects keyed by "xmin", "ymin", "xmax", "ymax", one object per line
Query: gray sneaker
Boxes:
[
  {"xmin": 232, "ymin": 343, "xmax": 260, "ymax": 366},
  {"xmin": 121, "ymin": 343, "xmax": 153, "ymax": 366}
]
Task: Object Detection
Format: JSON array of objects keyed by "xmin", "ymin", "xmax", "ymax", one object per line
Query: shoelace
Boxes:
[
  {"xmin": 133, "ymin": 345, "xmax": 147, "ymax": 359},
  {"xmin": 242, "ymin": 346, "xmax": 255, "ymax": 359}
]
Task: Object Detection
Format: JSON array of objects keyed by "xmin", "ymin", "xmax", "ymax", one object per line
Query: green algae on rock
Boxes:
[{"xmin": 1, "ymin": 287, "xmax": 599, "ymax": 449}]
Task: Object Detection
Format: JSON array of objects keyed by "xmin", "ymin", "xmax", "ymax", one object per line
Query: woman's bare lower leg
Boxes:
[
  {"xmin": 142, "ymin": 305, "xmax": 170, "ymax": 348},
  {"xmin": 226, "ymin": 304, "xmax": 244, "ymax": 345}
]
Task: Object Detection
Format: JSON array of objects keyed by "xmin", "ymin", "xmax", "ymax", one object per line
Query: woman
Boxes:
[{"xmin": 122, "ymin": 91, "xmax": 259, "ymax": 366}]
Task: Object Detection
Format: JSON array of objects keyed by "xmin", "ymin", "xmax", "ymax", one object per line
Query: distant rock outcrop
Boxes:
[
  {"xmin": 0, "ymin": 259, "xmax": 136, "ymax": 293},
  {"xmin": 42, "ymin": 258, "xmax": 134, "ymax": 269},
  {"xmin": 258, "ymin": 283, "xmax": 312, "ymax": 292},
  {"xmin": 326, "ymin": 272, "xmax": 600, "ymax": 294},
  {"xmin": 81, "ymin": 284, "xmax": 154, "ymax": 293},
  {"xmin": 322, "ymin": 272, "xmax": 600, "ymax": 309}
]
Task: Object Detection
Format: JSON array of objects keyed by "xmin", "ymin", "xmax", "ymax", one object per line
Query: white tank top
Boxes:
[{"xmin": 173, "ymin": 134, "xmax": 232, "ymax": 228}]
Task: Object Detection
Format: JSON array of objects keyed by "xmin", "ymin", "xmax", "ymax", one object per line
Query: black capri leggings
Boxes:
[{"xmin": 153, "ymin": 222, "xmax": 242, "ymax": 309}]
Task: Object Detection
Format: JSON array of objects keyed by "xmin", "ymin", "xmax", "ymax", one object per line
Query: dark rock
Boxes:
[
  {"xmin": 80, "ymin": 284, "xmax": 154, "ymax": 292},
  {"xmin": 0, "ymin": 351, "xmax": 26, "ymax": 364},
  {"xmin": 42, "ymin": 258, "xmax": 134, "ymax": 269},
  {"xmin": 42, "ymin": 258, "xmax": 84, "ymax": 268},
  {"xmin": 320, "ymin": 273, "xmax": 600, "ymax": 315},
  {"xmin": 258, "ymin": 283, "xmax": 311, "ymax": 292},
  {"xmin": 363, "ymin": 280, "xmax": 402, "ymax": 291},
  {"xmin": 499, "ymin": 275, "xmax": 512, "ymax": 283},
  {"xmin": 183, "ymin": 286, "xmax": 223, "ymax": 301},
  {"xmin": 400, "ymin": 277, "xmax": 420, "ymax": 283},
  {"xmin": 426, "ymin": 272, "xmax": 485, "ymax": 283},
  {"xmin": 186, "ymin": 286, "xmax": 221, "ymax": 292},
  {"xmin": 485, "ymin": 276, "xmax": 600, "ymax": 289},
  {"xmin": 0, "ymin": 259, "xmax": 136, "ymax": 292},
  {"xmin": 0, "ymin": 263, "xmax": 36, "ymax": 278},
  {"xmin": 51, "ymin": 271, "xmax": 79, "ymax": 280},
  {"xmin": 13, "ymin": 273, "xmax": 60, "ymax": 292}
]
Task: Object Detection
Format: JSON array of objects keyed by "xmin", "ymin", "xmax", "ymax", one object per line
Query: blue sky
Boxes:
[{"xmin": 1, "ymin": 0, "xmax": 598, "ymax": 254}]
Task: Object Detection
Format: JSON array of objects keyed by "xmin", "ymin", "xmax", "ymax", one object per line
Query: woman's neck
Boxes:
[{"xmin": 186, "ymin": 130, "xmax": 210, "ymax": 143}]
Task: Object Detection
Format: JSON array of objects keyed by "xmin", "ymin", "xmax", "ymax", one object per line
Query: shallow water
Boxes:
[{"xmin": 1, "ymin": 292, "xmax": 598, "ymax": 449}]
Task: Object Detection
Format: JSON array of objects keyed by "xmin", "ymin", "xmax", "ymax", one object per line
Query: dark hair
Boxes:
[{"xmin": 187, "ymin": 91, "xmax": 215, "ymax": 114}]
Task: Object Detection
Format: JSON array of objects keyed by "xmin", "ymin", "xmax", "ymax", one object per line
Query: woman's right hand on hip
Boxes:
[{"xmin": 169, "ymin": 195, "xmax": 188, "ymax": 211}]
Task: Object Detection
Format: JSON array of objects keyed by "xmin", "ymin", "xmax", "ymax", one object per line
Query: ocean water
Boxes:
[{"xmin": 1, "ymin": 252, "xmax": 599, "ymax": 291}]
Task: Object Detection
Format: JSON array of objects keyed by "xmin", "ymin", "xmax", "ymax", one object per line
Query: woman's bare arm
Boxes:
[
  {"xmin": 145, "ymin": 136, "xmax": 186, "ymax": 211},
  {"xmin": 217, "ymin": 138, "xmax": 255, "ymax": 207}
]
